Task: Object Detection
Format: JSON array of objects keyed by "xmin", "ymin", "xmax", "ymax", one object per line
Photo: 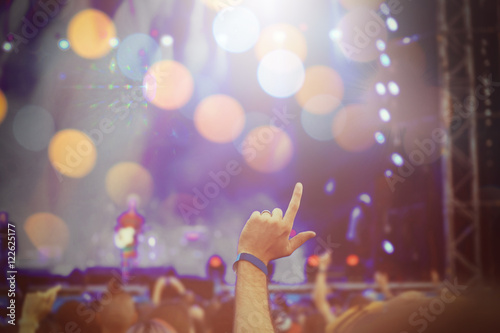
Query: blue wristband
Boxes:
[{"xmin": 233, "ymin": 253, "xmax": 268, "ymax": 276}]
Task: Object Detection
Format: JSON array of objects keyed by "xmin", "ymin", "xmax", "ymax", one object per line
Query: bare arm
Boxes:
[
  {"xmin": 312, "ymin": 252, "xmax": 336, "ymax": 325},
  {"xmin": 234, "ymin": 183, "xmax": 316, "ymax": 333}
]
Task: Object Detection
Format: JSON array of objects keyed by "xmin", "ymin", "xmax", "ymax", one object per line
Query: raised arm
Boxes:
[
  {"xmin": 312, "ymin": 251, "xmax": 337, "ymax": 325},
  {"xmin": 234, "ymin": 183, "xmax": 316, "ymax": 333}
]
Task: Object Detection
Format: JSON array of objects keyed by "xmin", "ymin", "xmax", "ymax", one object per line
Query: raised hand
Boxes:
[{"xmin": 237, "ymin": 183, "xmax": 316, "ymax": 265}]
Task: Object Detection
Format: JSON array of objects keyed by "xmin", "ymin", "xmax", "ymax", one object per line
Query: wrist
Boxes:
[{"xmin": 236, "ymin": 249, "xmax": 269, "ymax": 266}]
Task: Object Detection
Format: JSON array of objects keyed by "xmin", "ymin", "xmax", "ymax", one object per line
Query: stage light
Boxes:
[
  {"xmin": 374, "ymin": 131, "xmax": 385, "ymax": 144},
  {"xmin": 194, "ymin": 94, "xmax": 245, "ymax": 143},
  {"xmin": 0, "ymin": 90, "xmax": 8, "ymax": 125},
  {"xmin": 105, "ymin": 162, "xmax": 153, "ymax": 207},
  {"xmin": 359, "ymin": 194, "xmax": 371, "ymax": 204},
  {"xmin": 329, "ymin": 29, "xmax": 342, "ymax": 41},
  {"xmin": 387, "ymin": 81, "xmax": 400, "ymax": 95},
  {"xmin": 109, "ymin": 37, "xmax": 119, "ymax": 48},
  {"xmin": 67, "ymin": 9, "xmax": 116, "ymax": 59},
  {"xmin": 391, "ymin": 153, "xmax": 404, "ymax": 166},
  {"xmin": 209, "ymin": 255, "xmax": 223, "ymax": 268},
  {"xmin": 213, "ymin": 7, "xmax": 260, "ymax": 53},
  {"xmin": 160, "ymin": 35, "xmax": 174, "ymax": 47},
  {"xmin": 143, "ymin": 60, "xmax": 194, "ymax": 110},
  {"xmin": 380, "ymin": 53, "xmax": 391, "ymax": 67},
  {"xmin": 148, "ymin": 237, "xmax": 156, "ymax": 247},
  {"xmin": 325, "ymin": 179, "xmax": 335, "ymax": 194},
  {"xmin": 379, "ymin": 108, "xmax": 391, "ymax": 122},
  {"xmin": 376, "ymin": 39, "xmax": 386, "ymax": 51},
  {"xmin": 385, "ymin": 170, "xmax": 393, "ymax": 177},
  {"xmin": 375, "ymin": 82, "xmax": 386, "ymax": 95},
  {"xmin": 382, "ymin": 240, "xmax": 394, "ymax": 254},
  {"xmin": 58, "ymin": 39, "xmax": 70, "ymax": 50},
  {"xmin": 307, "ymin": 255, "xmax": 320, "ymax": 267},
  {"xmin": 49, "ymin": 129, "xmax": 97, "ymax": 178},
  {"xmin": 2, "ymin": 42, "xmax": 12, "ymax": 52},
  {"xmin": 346, "ymin": 254, "xmax": 359, "ymax": 266},
  {"xmin": 13, "ymin": 105, "xmax": 55, "ymax": 151},
  {"xmin": 386, "ymin": 17, "xmax": 398, "ymax": 31},
  {"xmin": 242, "ymin": 126, "xmax": 294, "ymax": 173},
  {"xmin": 118, "ymin": 33, "xmax": 161, "ymax": 81},
  {"xmin": 402, "ymin": 37, "xmax": 411, "ymax": 44},
  {"xmin": 258, "ymin": 50, "xmax": 305, "ymax": 98}
]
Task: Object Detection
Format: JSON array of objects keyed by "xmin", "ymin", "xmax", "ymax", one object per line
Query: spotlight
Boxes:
[
  {"xmin": 346, "ymin": 254, "xmax": 359, "ymax": 266},
  {"xmin": 385, "ymin": 170, "xmax": 393, "ymax": 177},
  {"xmin": 209, "ymin": 255, "xmax": 223, "ymax": 268},
  {"xmin": 387, "ymin": 81, "xmax": 400, "ymax": 95},
  {"xmin": 58, "ymin": 39, "xmax": 70, "ymax": 50},
  {"xmin": 359, "ymin": 194, "xmax": 371, "ymax": 204},
  {"xmin": 109, "ymin": 37, "xmax": 119, "ymax": 48},
  {"xmin": 380, "ymin": 53, "xmax": 391, "ymax": 67},
  {"xmin": 391, "ymin": 153, "xmax": 404, "ymax": 167},
  {"xmin": 2, "ymin": 42, "xmax": 12, "ymax": 52},
  {"xmin": 161, "ymin": 35, "xmax": 174, "ymax": 47},
  {"xmin": 374, "ymin": 131, "xmax": 385, "ymax": 144},
  {"xmin": 307, "ymin": 255, "xmax": 320, "ymax": 267},
  {"xmin": 382, "ymin": 240, "xmax": 394, "ymax": 254},
  {"xmin": 375, "ymin": 82, "xmax": 386, "ymax": 95},
  {"xmin": 379, "ymin": 108, "xmax": 391, "ymax": 122},
  {"xmin": 329, "ymin": 29, "xmax": 342, "ymax": 41},
  {"xmin": 324, "ymin": 179, "xmax": 335, "ymax": 195},
  {"xmin": 148, "ymin": 237, "xmax": 156, "ymax": 247},
  {"xmin": 376, "ymin": 39, "xmax": 386, "ymax": 51},
  {"xmin": 386, "ymin": 17, "xmax": 398, "ymax": 31},
  {"xmin": 402, "ymin": 37, "xmax": 412, "ymax": 44},
  {"xmin": 207, "ymin": 255, "xmax": 226, "ymax": 280}
]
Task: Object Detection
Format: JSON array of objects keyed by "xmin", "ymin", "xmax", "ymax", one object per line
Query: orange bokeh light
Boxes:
[
  {"xmin": 143, "ymin": 60, "xmax": 194, "ymax": 110},
  {"xmin": 67, "ymin": 9, "xmax": 116, "ymax": 59},
  {"xmin": 24, "ymin": 212, "xmax": 69, "ymax": 259},
  {"xmin": 332, "ymin": 104, "xmax": 378, "ymax": 152},
  {"xmin": 105, "ymin": 162, "xmax": 153, "ymax": 208},
  {"xmin": 242, "ymin": 126, "xmax": 294, "ymax": 173},
  {"xmin": 48, "ymin": 129, "xmax": 97, "ymax": 178},
  {"xmin": 194, "ymin": 94, "xmax": 245, "ymax": 143},
  {"xmin": 307, "ymin": 255, "xmax": 320, "ymax": 267},
  {"xmin": 296, "ymin": 66, "xmax": 344, "ymax": 114},
  {"xmin": 0, "ymin": 90, "xmax": 7, "ymax": 125},
  {"xmin": 346, "ymin": 254, "xmax": 359, "ymax": 266},
  {"xmin": 255, "ymin": 24, "xmax": 307, "ymax": 61}
]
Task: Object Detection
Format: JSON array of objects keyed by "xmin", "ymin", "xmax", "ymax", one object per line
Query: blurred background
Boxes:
[{"xmin": 0, "ymin": 0, "xmax": 498, "ymax": 289}]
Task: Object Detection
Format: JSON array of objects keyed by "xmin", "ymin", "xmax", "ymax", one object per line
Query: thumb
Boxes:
[{"xmin": 289, "ymin": 231, "xmax": 316, "ymax": 253}]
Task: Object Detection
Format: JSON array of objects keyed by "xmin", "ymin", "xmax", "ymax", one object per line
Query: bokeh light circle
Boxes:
[
  {"xmin": 255, "ymin": 24, "xmax": 307, "ymax": 61},
  {"xmin": 295, "ymin": 66, "xmax": 344, "ymax": 114},
  {"xmin": 143, "ymin": 60, "xmax": 194, "ymax": 110},
  {"xmin": 194, "ymin": 94, "xmax": 246, "ymax": 143},
  {"xmin": 105, "ymin": 162, "xmax": 153, "ymax": 208},
  {"xmin": 13, "ymin": 105, "xmax": 55, "ymax": 151},
  {"xmin": 67, "ymin": 9, "xmax": 116, "ymax": 59},
  {"xmin": 336, "ymin": 8, "xmax": 388, "ymax": 62},
  {"xmin": 117, "ymin": 33, "xmax": 161, "ymax": 81},
  {"xmin": 213, "ymin": 7, "xmax": 260, "ymax": 53},
  {"xmin": 301, "ymin": 109, "xmax": 335, "ymax": 141},
  {"xmin": 48, "ymin": 129, "xmax": 97, "ymax": 178},
  {"xmin": 257, "ymin": 50, "xmax": 305, "ymax": 98},
  {"xmin": 202, "ymin": 0, "xmax": 243, "ymax": 12},
  {"xmin": 339, "ymin": 0, "xmax": 385, "ymax": 10},
  {"xmin": 242, "ymin": 126, "xmax": 294, "ymax": 173},
  {"xmin": 346, "ymin": 254, "xmax": 359, "ymax": 266},
  {"xmin": 24, "ymin": 212, "xmax": 69, "ymax": 259},
  {"xmin": 332, "ymin": 104, "xmax": 378, "ymax": 152},
  {"xmin": 0, "ymin": 90, "xmax": 7, "ymax": 125}
]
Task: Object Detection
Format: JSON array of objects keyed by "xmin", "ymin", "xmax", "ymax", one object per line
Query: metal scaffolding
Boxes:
[{"xmin": 437, "ymin": 0, "xmax": 482, "ymax": 285}]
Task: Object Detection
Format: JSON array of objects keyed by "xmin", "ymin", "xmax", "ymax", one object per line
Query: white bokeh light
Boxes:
[{"xmin": 213, "ymin": 7, "xmax": 260, "ymax": 53}]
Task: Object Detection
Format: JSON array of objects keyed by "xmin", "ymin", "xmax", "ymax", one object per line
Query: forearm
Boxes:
[
  {"xmin": 234, "ymin": 261, "xmax": 274, "ymax": 333},
  {"xmin": 19, "ymin": 317, "xmax": 39, "ymax": 333},
  {"xmin": 313, "ymin": 271, "xmax": 336, "ymax": 324}
]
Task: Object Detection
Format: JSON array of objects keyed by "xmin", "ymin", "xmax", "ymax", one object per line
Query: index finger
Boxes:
[{"xmin": 284, "ymin": 182, "xmax": 303, "ymax": 225}]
